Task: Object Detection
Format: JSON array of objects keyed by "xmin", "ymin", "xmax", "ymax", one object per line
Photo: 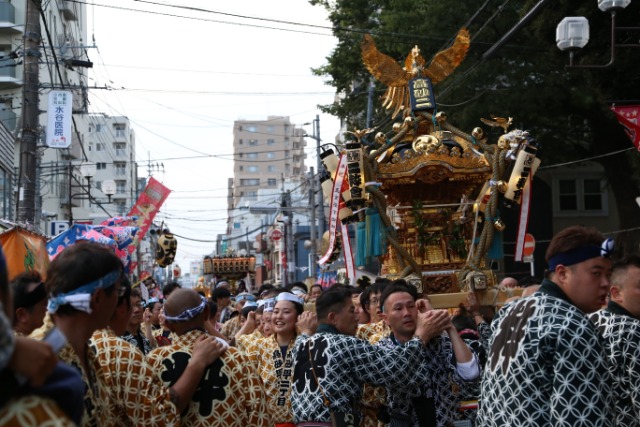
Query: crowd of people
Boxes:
[{"xmin": 0, "ymin": 224, "xmax": 638, "ymax": 426}]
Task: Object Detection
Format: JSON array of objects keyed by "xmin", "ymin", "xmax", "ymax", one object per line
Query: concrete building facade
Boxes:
[{"xmin": 230, "ymin": 116, "xmax": 306, "ymax": 212}]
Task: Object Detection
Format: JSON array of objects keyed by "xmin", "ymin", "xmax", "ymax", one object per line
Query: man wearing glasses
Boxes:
[{"xmin": 122, "ymin": 287, "xmax": 155, "ymax": 355}]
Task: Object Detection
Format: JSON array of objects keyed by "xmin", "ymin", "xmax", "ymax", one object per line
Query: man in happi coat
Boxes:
[
  {"xmin": 91, "ymin": 277, "xmax": 225, "ymax": 426},
  {"xmin": 477, "ymin": 226, "xmax": 614, "ymax": 427},
  {"xmin": 292, "ymin": 285, "xmax": 451, "ymax": 427},
  {"xmin": 377, "ymin": 281, "xmax": 480, "ymax": 427},
  {"xmin": 30, "ymin": 241, "xmax": 128, "ymax": 426},
  {"xmin": 590, "ymin": 255, "xmax": 640, "ymax": 426},
  {"xmin": 147, "ymin": 288, "xmax": 270, "ymax": 427}
]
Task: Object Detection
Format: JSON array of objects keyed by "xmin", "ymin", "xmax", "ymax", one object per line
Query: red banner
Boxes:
[
  {"xmin": 611, "ymin": 105, "xmax": 640, "ymax": 151},
  {"xmin": 126, "ymin": 177, "xmax": 171, "ymax": 254}
]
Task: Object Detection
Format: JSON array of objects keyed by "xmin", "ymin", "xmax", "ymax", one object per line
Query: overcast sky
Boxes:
[{"xmin": 87, "ymin": 0, "xmax": 342, "ymax": 273}]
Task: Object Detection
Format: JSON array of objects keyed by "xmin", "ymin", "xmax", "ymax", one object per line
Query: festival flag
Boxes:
[
  {"xmin": 46, "ymin": 224, "xmax": 118, "ymax": 260},
  {"xmin": 611, "ymin": 105, "xmax": 640, "ymax": 151},
  {"xmin": 126, "ymin": 177, "xmax": 171, "ymax": 254},
  {"xmin": 0, "ymin": 227, "xmax": 50, "ymax": 280}
]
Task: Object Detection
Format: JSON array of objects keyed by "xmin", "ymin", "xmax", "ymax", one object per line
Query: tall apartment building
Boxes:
[
  {"xmin": 230, "ymin": 116, "xmax": 306, "ymax": 211},
  {"xmin": 84, "ymin": 114, "xmax": 137, "ymax": 218},
  {"xmin": 0, "ymin": 0, "xmax": 97, "ymax": 231}
]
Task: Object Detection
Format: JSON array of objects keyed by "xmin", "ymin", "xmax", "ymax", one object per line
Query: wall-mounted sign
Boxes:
[{"xmin": 46, "ymin": 90, "xmax": 73, "ymax": 148}]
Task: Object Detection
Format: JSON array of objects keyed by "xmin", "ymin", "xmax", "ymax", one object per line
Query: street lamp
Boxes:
[
  {"xmin": 302, "ymin": 115, "xmax": 327, "ymax": 237},
  {"xmin": 79, "ymin": 161, "xmax": 96, "ymax": 196},
  {"xmin": 68, "ymin": 164, "xmax": 116, "ymax": 225},
  {"xmin": 101, "ymin": 179, "xmax": 117, "ymax": 203},
  {"xmin": 556, "ymin": 0, "xmax": 638, "ymax": 68}
]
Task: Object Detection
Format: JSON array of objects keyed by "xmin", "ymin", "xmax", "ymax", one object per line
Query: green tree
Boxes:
[{"xmin": 311, "ymin": 0, "xmax": 640, "ymax": 250}]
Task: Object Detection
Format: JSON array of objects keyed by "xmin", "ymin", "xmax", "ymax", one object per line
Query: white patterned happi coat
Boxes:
[
  {"xmin": 590, "ymin": 302, "xmax": 640, "ymax": 427},
  {"xmin": 477, "ymin": 279, "xmax": 613, "ymax": 427},
  {"xmin": 291, "ymin": 324, "xmax": 426, "ymax": 424}
]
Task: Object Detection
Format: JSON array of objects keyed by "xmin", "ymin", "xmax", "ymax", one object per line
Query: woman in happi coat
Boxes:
[{"xmin": 238, "ymin": 291, "xmax": 316, "ymax": 427}]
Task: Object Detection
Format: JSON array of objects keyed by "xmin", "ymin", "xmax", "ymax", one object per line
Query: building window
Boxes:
[
  {"xmin": 96, "ymin": 124, "xmax": 102, "ymax": 132},
  {"xmin": 114, "ymin": 162, "xmax": 126, "ymax": 176},
  {"xmin": 240, "ymin": 179, "xmax": 260, "ymax": 186},
  {"xmin": 248, "ymin": 139, "xmax": 258, "ymax": 146},
  {"xmin": 267, "ymin": 139, "xmax": 276, "ymax": 146},
  {"xmin": 267, "ymin": 166, "xmax": 277, "ymax": 173},
  {"xmin": 246, "ymin": 152, "xmax": 258, "ymax": 160},
  {"xmin": 267, "ymin": 178, "xmax": 277, "ymax": 186},
  {"xmin": 114, "ymin": 124, "xmax": 126, "ymax": 138},
  {"xmin": 245, "ymin": 191, "xmax": 257, "ymax": 200},
  {"xmin": 266, "ymin": 152, "xmax": 275, "ymax": 159},
  {"xmin": 553, "ymin": 177, "xmax": 608, "ymax": 216},
  {"xmin": 96, "ymin": 143, "xmax": 105, "ymax": 151},
  {"xmin": 96, "ymin": 162, "xmax": 107, "ymax": 170},
  {"xmin": 114, "ymin": 143, "xmax": 126, "ymax": 157},
  {"xmin": 267, "ymin": 126, "xmax": 275, "ymax": 133},
  {"xmin": 116, "ymin": 180, "xmax": 126, "ymax": 194},
  {"xmin": 246, "ymin": 166, "xmax": 259, "ymax": 173}
]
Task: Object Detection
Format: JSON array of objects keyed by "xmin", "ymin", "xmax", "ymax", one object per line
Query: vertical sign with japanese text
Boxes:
[
  {"xmin": 46, "ymin": 90, "xmax": 73, "ymax": 148},
  {"xmin": 409, "ymin": 77, "xmax": 436, "ymax": 112}
]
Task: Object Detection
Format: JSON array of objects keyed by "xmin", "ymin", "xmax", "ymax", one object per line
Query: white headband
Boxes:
[
  {"xmin": 291, "ymin": 288, "xmax": 307, "ymax": 297},
  {"xmin": 276, "ymin": 292, "xmax": 304, "ymax": 306},
  {"xmin": 262, "ymin": 297, "xmax": 276, "ymax": 312}
]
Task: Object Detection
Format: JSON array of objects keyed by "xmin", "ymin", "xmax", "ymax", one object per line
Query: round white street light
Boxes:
[
  {"xmin": 101, "ymin": 179, "xmax": 117, "ymax": 199},
  {"xmin": 556, "ymin": 17, "xmax": 590, "ymax": 51},
  {"xmin": 79, "ymin": 161, "xmax": 96, "ymax": 179},
  {"xmin": 598, "ymin": 0, "xmax": 631, "ymax": 12}
]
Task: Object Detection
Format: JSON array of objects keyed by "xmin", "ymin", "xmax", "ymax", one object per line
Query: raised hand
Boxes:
[
  {"xmin": 415, "ymin": 309, "xmax": 451, "ymax": 343},
  {"xmin": 191, "ymin": 335, "xmax": 226, "ymax": 368},
  {"xmin": 296, "ymin": 311, "xmax": 318, "ymax": 336}
]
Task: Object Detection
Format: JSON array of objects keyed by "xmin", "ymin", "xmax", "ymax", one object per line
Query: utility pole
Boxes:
[
  {"xmin": 279, "ymin": 190, "xmax": 295, "ymax": 287},
  {"xmin": 313, "ymin": 115, "xmax": 326, "ymax": 237},
  {"xmin": 308, "ymin": 167, "xmax": 317, "ymax": 278},
  {"xmin": 16, "ymin": 0, "xmax": 42, "ymax": 224}
]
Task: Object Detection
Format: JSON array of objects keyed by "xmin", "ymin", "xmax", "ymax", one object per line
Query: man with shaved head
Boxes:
[
  {"xmin": 590, "ymin": 255, "xmax": 640, "ymax": 426},
  {"xmin": 147, "ymin": 288, "xmax": 270, "ymax": 427},
  {"xmin": 91, "ymin": 276, "xmax": 225, "ymax": 426}
]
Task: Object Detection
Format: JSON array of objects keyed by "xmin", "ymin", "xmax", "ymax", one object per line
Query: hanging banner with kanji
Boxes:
[{"xmin": 611, "ymin": 105, "xmax": 640, "ymax": 151}]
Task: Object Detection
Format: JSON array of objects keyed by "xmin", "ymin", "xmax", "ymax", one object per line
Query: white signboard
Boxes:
[{"xmin": 46, "ymin": 90, "xmax": 73, "ymax": 148}]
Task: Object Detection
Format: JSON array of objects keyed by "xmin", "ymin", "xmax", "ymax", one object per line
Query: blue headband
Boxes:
[
  {"xmin": 47, "ymin": 270, "xmax": 121, "ymax": 314},
  {"xmin": 164, "ymin": 295, "xmax": 207, "ymax": 323},
  {"xmin": 548, "ymin": 238, "xmax": 614, "ymax": 270}
]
